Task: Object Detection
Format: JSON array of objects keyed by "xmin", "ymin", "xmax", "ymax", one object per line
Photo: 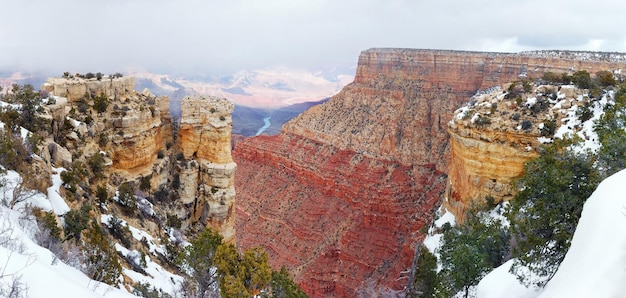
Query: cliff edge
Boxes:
[{"xmin": 234, "ymin": 48, "xmax": 626, "ymax": 296}]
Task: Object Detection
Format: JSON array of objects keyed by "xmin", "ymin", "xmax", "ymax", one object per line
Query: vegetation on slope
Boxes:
[
  {"xmin": 0, "ymin": 80, "xmax": 306, "ymax": 297},
  {"xmin": 412, "ymin": 71, "xmax": 626, "ymax": 296}
]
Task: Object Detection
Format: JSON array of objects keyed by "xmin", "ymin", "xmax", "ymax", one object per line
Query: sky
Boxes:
[{"xmin": 2, "ymin": 0, "xmax": 626, "ymax": 77}]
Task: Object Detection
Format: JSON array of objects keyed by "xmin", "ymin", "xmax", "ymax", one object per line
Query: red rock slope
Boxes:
[{"xmin": 233, "ymin": 48, "xmax": 626, "ymax": 296}]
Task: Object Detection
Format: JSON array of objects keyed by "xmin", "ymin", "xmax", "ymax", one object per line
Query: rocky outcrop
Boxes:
[
  {"xmin": 178, "ymin": 95, "xmax": 236, "ymax": 243},
  {"xmin": 445, "ymin": 83, "xmax": 596, "ymax": 220},
  {"xmin": 42, "ymin": 77, "xmax": 136, "ymax": 102},
  {"xmin": 234, "ymin": 48, "xmax": 626, "ymax": 296}
]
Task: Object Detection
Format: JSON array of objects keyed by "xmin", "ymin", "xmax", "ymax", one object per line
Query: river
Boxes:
[{"xmin": 255, "ymin": 116, "xmax": 272, "ymax": 136}]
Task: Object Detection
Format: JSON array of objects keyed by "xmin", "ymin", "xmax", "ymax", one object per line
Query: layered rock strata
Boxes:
[
  {"xmin": 234, "ymin": 48, "xmax": 626, "ymax": 296},
  {"xmin": 445, "ymin": 84, "xmax": 600, "ymax": 219},
  {"xmin": 42, "ymin": 77, "xmax": 170, "ymax": 172},
  {"xmin": 42, "ymin": 76, "xmax": 135, "ymax": 102},
  {"xmin": 178, "ymin": 95, "xmax": 236, "ymax": 243}
]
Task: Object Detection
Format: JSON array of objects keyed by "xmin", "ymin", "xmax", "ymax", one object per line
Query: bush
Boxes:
[
  {"xmin": 98, "ymin": 133, "xmax": 109, "ymax": 147},
  {"xmin": 105, "ymin": 216, "xmax": 132, "ymax": 248},
  {"xmin": 572, "ymin": 70, "xmax": 592, "ymax": 89},
  {"xmin": 166, "ymin": 214, "xmax": 182, "ymax": 229},
  {"xmin": 576, "ymin": 101, "xmax": 594, "ymax": 122},
  {"xmin": 596, "ymin": 70, "xmax": 616, "ymax": 87},
  {"xmin": 473, "ymin": 115, "xmax": 491, "ymax": 127},
  {"xmin": 520, "ymin": 120, "xmax": 533, "ymax": 130},
  {"xmin": 37, "ymin": 211, "xmax": 62, "ymax": 243},
  {"xmin": 540, "ymin": 120, "xmax": 556, "ymax": 137},
  {"xmin": 595, "ymin": 84, "xmax": 626, "ymax": 175},
  {"xmin": 96, "ymin": 184, "xmax": 109, "ymax": 205},
  {"xmin": 88, "ymin": 153, "xmax": 106, "ymax": 178},
  {"xmin": 117, "ymin": 182, "xmax": 137, "ymax": 215},
  {"xmin": 93, "ymin": 93, "xmax": 109, "ymax": 113},
  {"xmin": 84, "ymin": 222, "xmax": 122, "ymax": 286},
  {"xmin": 542, "ymin": 72, "xmax": 561, "ymax": 84},
  {"xmin": 64, "ymin": 204, "xmax": 92, "ymax": 241}
]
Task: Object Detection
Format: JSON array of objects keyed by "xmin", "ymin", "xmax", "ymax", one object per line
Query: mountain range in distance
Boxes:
[{"xmin": 0, "ymin": 67, "xmax": 352, "ymax": 137}]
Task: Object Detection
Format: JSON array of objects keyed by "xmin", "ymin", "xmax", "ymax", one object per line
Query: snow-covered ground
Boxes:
[
  {"xmin": 538, "ymin": 169, "xmax": 626, "ymax": 297},
  {"xmin": 0, "ymin": 166, "xmax": 183, "ymax": 297},
  {"xmin": 0, "ymin": 169, "xmax": 134, "ymax": 298}
]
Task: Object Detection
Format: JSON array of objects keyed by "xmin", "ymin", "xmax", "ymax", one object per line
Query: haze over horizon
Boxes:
[{"xmin": 2, "ymin": 0, "xmax": 626, "ymax": 77}]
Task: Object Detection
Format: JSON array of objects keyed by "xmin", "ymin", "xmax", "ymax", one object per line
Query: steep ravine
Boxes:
[{"xmin": 233, "ymin": 48, "xmax": 626, "ymax": 296}]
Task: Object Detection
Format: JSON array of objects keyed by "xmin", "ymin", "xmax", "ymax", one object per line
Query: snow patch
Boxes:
[{"xmin": 539, "ymin": 169, "xmax": 626, "ymax": 297}]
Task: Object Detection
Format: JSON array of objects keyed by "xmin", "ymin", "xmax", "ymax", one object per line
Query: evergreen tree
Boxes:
[
  {"xmin": 270, "ymin": 266, "xmax": 308, "ymax": 298},
  {"xmin": 595, "ymin": 84, "xmax": 626, "ymax": 176},
  {"xmin": 408, "ymin": 246, "xmax": 438, "ymax": 298},
  {"xmin": 437, "ymin": 201, "xmax": 509, "ymax": 297},
  {"xmin": 85, "ymin": 222, "xmax": 122, "ymax": 286},
  {"xmin": 180, "ymin": 228, "xmax": 223, "ymax": 298},
  {"xmin": 506, "ymin": 140, "xmax": 601, "ymax": 286}
]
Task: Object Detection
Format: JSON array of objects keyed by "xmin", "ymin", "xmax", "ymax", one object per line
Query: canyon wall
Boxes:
[
  {"xmin": 42, "ymin": 76, "xmax": 135, "ymax": 102},
  {"xmin": 43, "ymin": 78, "xmax": 237, "ymax": 239},
  {"xmin": 234, "ymin": 48, "xmax": 626, "ymax": 296},
  {"xmin": 178, "ymin": 95, "xmax": 236, "ymax": 243}
]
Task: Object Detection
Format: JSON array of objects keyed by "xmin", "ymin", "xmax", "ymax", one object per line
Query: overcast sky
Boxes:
[{"xmin": 2, "ymin": 0, "xmax": 626, "ymax": 77}]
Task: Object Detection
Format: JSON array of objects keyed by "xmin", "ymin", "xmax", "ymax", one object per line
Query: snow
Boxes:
[
  {"xmin": 539, "ymin": 169, "xmax": 626, "ymax": 297},
  {"xmin": 476, "ymin": 259, "xmax": 540, "ymax": 298},
  {"xmin": 47, "ymin": 167, "xmax": 70, "ymax": 215},
  {"xmin": 115, "ymin": 244, "xmax": 183, "ymax": 295},
  {"xmin": 541, "ymin": 91, "xmax": 612, "ymax": 153},
  {"xmin": 525, "ymin": 97, "xmax": 537, "ymax": 108},
  {"xmin": 0, "ymin": 170, "xmax": 133, "ymax": 297}
]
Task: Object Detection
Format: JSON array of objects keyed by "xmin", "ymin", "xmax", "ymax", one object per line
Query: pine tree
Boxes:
[{"xmin": 506, "ymin": 140, "xmax": 601, "ymax": 286}]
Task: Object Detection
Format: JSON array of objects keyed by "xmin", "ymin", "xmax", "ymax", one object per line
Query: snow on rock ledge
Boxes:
[{"xmin": 539, "ymin": 169, "xmax": 626, "ymax": 297}]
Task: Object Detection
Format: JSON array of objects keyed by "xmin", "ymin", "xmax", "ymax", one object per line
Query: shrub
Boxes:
[
  {"xmin": 98, "ymin": 133, "xmax": 109, "ymax": 147},
  {"xmin": 572, "ymin": 70, "xmax": 592, "ymax": 89},
  {"xmin": 171, "ymin": 174, "xmax": 181, "ymax": 190},
  {"xmin": 117, "ymin": 182, "xmax": 138, "ymax": 215},
  {"xmin": 596, "ymin": 70, "xmax": 616, "ymax": 87},
  {"xmin": 576, "ymin": 102, "xmax": 594, "ymax": 122},
  {"xmin": 37, "ymin": 211, "xmax": 62, "ymax": 243},
  {"xmin": 521, "ymin": 120, "xmax": 533, "ymax": 130},
  {"xmin": 157, "ymin": 150, "xmax": 164, "ymax": 159},
  {"xmin": 63, "ymin": 204, "xmax": 92, "ymax": 241},
  {"xmin": 473, "ymin": 115, "xmax": 491, "ymax": 127},
  {"xmin": 93, "ymin": 93, "xmax": 109, "ymax": 113},
  {"xmin": 106, "ymin": 216, "xmax": 132, "ymax": 248},
  {"xmin": 88, "ymin": 153, "xmax": 106, "ymax": 178},
  {"xmin": 166, "ymin": 214, "xmax": 182, "ymax": 229},
  {"xmin": 96, "ymin": 184, "xmax": 109, "ymax": 205},
  {"xmin": 540, "ymin": 120, "xmax": 556, "ymax": 137},
  {"xmin": 542, "ymin": 72, "xmax": 561, "ymax": 84},
  {"xmin": 85, "ymin": 222, "xmax": 122, "ymax": 286}
]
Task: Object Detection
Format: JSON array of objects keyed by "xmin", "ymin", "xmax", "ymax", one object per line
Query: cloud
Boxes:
[{"xmin": 1, "ymin": 0, "xmax": 626, "ymax": 76}]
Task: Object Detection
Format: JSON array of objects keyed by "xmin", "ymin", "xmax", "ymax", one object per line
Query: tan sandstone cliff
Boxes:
[
  {"xmin": 234, "ymin": 48, "xmax": 626, "ymax": 297},
  {"xmin": 178, "ymin": 95, "xmax": 236, "ymax": 243},
  {"xmin": 42, "ymin": 77, "xmax": 236, "ymax": 239}
]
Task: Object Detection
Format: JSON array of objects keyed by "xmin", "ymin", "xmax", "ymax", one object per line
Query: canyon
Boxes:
[
  {"xmin": 41, "ymin": 77, "xmax": 236, "ymax": 240},
  {"xmin": 233, "ymin": 48, "xmax": 626, "ymax": 296}
]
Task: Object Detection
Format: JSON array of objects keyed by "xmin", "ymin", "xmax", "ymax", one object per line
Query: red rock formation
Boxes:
[{"xmin": 234, "ymin": 48, "xmax": 626, "ymax": 296}]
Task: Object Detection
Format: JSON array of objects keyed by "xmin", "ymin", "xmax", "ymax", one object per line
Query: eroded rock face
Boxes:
[
  {"xmin": 42, "ymin": 77, "xmax": 136, "ymax": 102},
  {"xmin": 234, "ymin": 48, "xmax": 626, "ymax": 296},
  {"xmin": 178, "ymin": 95, "xmax": 236, "ymax": 243}
]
